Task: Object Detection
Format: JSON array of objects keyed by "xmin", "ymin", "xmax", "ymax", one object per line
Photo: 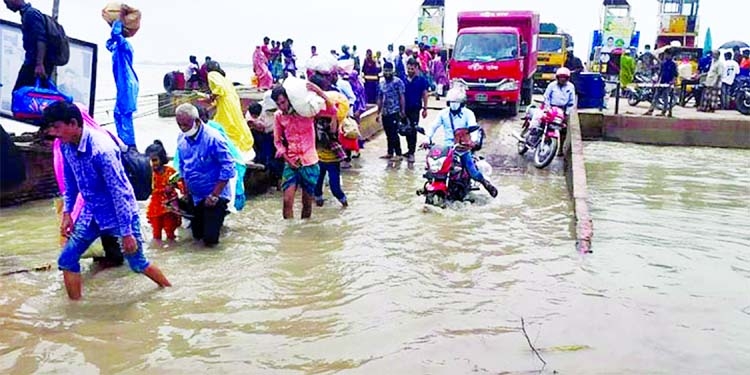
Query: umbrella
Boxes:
[
  {"xmin": 719, "ymin": 40, "xmax": 749, "ymax": 50},
  {"xmin": 703, "ymin": 28, "xmax": 712, "ymax": 55}
]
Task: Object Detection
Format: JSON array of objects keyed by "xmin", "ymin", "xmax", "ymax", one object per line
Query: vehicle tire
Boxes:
[
  {"xmin": 425, "ymin": 193, "xmax": 446, "ymax": 209},
  {"xmin": 627, "ymin": 91, "xmax": 640, "ymax": 106},
  {"xmin": 533, "ymin": 137, "xmax": 558, "ymax": 169},
  {"xmin": 508, "ymin": 101, "xmax": 520, "ymax": 116},
  {"xmin": 737, "ymin": 91, "xmax": 750, "ymax": 115},
  {"xmin": 163, "ymin": 72, "xmax": 176, "ymax": 93}
]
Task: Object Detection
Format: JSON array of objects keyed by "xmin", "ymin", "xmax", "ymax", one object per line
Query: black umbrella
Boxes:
[{"xmin": 719, "ymin": 40, "xmax": 749, "ymax": 50}]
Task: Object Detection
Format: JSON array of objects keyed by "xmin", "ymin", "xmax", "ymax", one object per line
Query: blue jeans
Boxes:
[
  {"xmin": 314, "ymin": 162, "xmax": 347, "ymax": 202},
  {"xmin": 459, "ymin": 151, "xmax": 484, "ymax": 182},
  {"xmin": 58, "ymin": 215, "xmax": 150, "ymax": 274}
]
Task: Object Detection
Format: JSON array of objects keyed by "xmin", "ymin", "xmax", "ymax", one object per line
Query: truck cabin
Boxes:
[{"xmin": 453, "ymin": 28, "xmax": 522, "ymax": 63}]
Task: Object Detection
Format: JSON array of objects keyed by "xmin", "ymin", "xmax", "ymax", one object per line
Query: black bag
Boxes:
[
  {"xmin": 43, "ymin": 15, "xmax": 70, "ymax": 66},
  {"xmin": 397, "ymin": 117, "xmax": 416, "ymax": 136},
  {"xmin": 120, "ymin": 148, "xmax": 152, "ymax": 201}
]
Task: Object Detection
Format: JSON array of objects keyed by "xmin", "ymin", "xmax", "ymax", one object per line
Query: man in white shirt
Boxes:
[
  {"xmin": 528, "ymin": 67, "xmax": 576, "ymax": 130},
  {"xmin": 384, "ymin": 44, "xmax": 397, "ymax": 65},
  {"xmin": 422, "ymin": 88, "xmax": 498, "ymax": 198},
  {"xmin": 721, "ymin": 51, "xmax": 740, "ymax": 109}
]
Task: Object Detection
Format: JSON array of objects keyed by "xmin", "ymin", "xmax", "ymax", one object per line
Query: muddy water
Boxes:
[
  {"xmin": 2, "ymin": 110, "xmax": 745, "ymax": 373},
  {"xmin": 582, "ymin": 142, "xmax": 750, "ymax": 373},
  {"xmin": 0, "ymin": 112, "xmax": 577, "ymax": 374}
]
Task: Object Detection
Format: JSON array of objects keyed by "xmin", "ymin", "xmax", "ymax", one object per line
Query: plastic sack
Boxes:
[
  {"xmin": 102, "ymin": 2, "xmax": 141, "ymax": 37},
  {"xmin": 306, "ymin": 55, "xmax": 337, "ymax": 74},
  {"xmin": 12, "ymin": 79, "xmax": 73, "ymax": 122},
  {"xmin": 325, "ymin": 90, "xmax": 350, "ymax": 122},
  {"xmin": 476, "ymin": 159, "xmax": 493, "ymax": 178},
  {"xmin": 341, "ymin": 117, "xmax": 360, "ymax": 139},
  {"xmin": 337, "ymin": 59, "xmax": 355, "ymax": 75},
  {"xmin": 261, "ymin": 90, "xmax": 277, "ymax": 112},
  {"xmin": 282, "ymin": 76, "xmax": 325, "ymax": 117}
]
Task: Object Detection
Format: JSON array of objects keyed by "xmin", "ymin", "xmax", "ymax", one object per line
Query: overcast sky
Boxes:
[{"xmin": 0, "ymin": 0, "xmax": 742, "ymax": 66}]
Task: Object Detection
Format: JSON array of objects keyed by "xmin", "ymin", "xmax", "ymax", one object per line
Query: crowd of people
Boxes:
[{"xmin": 629, "ymin": 44, "xmax": 750, "ymax": 115}]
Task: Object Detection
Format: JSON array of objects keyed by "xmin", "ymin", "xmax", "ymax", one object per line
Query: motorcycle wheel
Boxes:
[
  {"xmin": 737, "ymin": 92, "xmax": 750, "ymax": 115},
  {"xmin": 425, "ymin": 193, "xmax": 447, "ymax": 209},
  {"xmin": 627, "ymin": 91, "xmax": 640, "ymax": 106},
  {"xmin": 533, "ymin": 136, "xmax": 558, "ymax": 169}
]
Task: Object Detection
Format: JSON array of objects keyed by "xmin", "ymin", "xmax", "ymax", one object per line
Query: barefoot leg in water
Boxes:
[
  {"xmin": 62, "ymin": 271, "xmax": 83, "ymax": 300},
  {"xmin": 301, "ymin": 191, "xmax": 313, "ymax": 219},
  {"xmin": 283, "ymin": 186, "xmax": 297, "ymax": 219},
  {"xmin": 143, "ymin": 264, "xmax": 171, "ymax": 287}
]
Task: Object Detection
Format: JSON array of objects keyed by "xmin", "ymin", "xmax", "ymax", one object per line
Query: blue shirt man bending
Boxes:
[
  {"xmin": 41, "ymin": 101, "xmax": 171, "ymax": 300},
  {"xmin": 175, "ymin": 103, "xmax": 236, "ymax": 247}
]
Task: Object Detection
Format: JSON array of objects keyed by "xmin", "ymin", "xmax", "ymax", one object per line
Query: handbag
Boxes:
[
  {"xmin": 449, "ymin": 112, "xmax": 475, "ymax": 152},
  {"xmin": 397, "ymin": 117, "xmax": 416, "ymax": 136},
  {"xmin": 12, "ymin": 79, "xmax": 73, "ymax": 122}
]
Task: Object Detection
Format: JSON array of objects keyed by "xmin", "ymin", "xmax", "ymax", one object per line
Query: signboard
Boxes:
[
  {"xmin": 418, "ymin": 6, "xmax": 444, "ymax": 47},
  {"xmin": 0, "ymin": 19, "xmax": 97, "ymax": 118},
  {"xmin": 600, "ymin": 16, "xmax": 635, "ymax": 53},
  {"xmin": 660, "ymin": 15, "xmax": 687, "ymax": 34}
]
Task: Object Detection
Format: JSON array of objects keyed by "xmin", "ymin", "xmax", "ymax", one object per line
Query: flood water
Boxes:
[{"xmin": 1, "ymin": 113, "xmax": 748, "ymax": 373}]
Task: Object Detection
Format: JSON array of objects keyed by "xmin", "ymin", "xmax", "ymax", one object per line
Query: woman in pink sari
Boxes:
[{"xmin": 253, "ymin": 46, "xmax": 273, "ymax": 89}]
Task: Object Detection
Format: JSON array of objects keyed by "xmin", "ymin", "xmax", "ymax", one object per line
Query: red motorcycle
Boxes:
[
  {"xmin": 416, "ymin": 126, "xmax": 486, "ymax": 208},
  {"xmin": 516, "ymin": 105, "xmax": 566, "ymax": 169}
]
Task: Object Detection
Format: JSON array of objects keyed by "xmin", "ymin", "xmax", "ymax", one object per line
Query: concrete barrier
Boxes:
[
  {"xmin": 563, "ymin": 110, "xmax": 593, "ymax": 253},
  {"xmin": 579, "ymin": 112, "xmax": 750, "ymax": 149}
]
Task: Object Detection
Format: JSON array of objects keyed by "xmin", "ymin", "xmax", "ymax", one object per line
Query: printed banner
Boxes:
[
  {"xmin": 418, "ymin": 6, "xmax": 444, "ymax": 47},
  {"xmin": 601, "ymin": 16, "xmax": 635, "ymax": 53}
]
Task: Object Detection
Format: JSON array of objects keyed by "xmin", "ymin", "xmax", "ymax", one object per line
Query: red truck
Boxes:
[{"xmin": 449, "ymin": 11, "xmax": 540, "ymax": 114}]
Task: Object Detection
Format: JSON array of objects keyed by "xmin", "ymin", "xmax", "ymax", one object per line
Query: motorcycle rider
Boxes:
[
  {"xmin": 421, "ymin": 87, "xmax": 498, "ymax": 198},
  {"xmin": 528, "ymin": 67, "xmax": 576, "ymax": 133}
]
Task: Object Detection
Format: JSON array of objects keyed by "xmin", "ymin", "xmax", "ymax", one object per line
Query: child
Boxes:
[{"xmin": 145, "ymin": 140, "xmax": 183, "ymax": 241}]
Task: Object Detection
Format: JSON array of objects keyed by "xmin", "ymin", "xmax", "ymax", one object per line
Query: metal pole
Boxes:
[
  {"xmin": 52, "ymin": 0, "xmax": 60, "ymax": 20},
  {"xmin": 51, "ymin": 0, "xmax": 60, "ymax": 82},
  {"xmin": 615, "ymin": 82, "xmax": 620, "ymax": 115}
]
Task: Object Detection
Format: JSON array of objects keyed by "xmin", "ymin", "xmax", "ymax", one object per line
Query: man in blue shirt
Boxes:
[
  {"xmin": 403, "ymin": 58, "xmax": 430, "ymax": 163},
  {"xmin": 377, "ymin": 62, "xmax": 406, "ymax": 161},
  {"xmin": 41, "ymin": 101, "xmax": 171, "ymax": 300},
  {"xmin": 175, "ymin": 103, "xmax": 236, "ymax": 246},
  {"xmin": 645, "ymin": 49, "xmax": 677, "ymax": 117},
  {"xmin": 423, "ymin": 88, "xmax": 498, "ymax": 198},
  {"xmin": 4, "ymin": 0, "xmax": 54, "ymax": 91}
]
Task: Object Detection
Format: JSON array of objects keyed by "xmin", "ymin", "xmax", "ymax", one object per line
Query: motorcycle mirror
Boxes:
[{"xmin": 416, "ymin": 127, "xmax": 426, "ymax": 135}]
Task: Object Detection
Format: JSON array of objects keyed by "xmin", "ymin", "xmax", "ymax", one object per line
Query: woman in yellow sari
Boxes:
[{"xmin": 207, "ymin": 62, "xmax": 254, "ymax": 154}]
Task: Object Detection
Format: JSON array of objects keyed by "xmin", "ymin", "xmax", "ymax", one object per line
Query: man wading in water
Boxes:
[
  {"xmin": 41, "ymin": 101, "xmax": 171, "ymax": 300},
  {"xmin": 272, "ymin": 84, "xmax": 331, "ymax": 219}
]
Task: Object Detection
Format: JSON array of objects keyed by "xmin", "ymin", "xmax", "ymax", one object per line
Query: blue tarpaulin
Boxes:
[{"xmin": 106, "ymin": 20, "xmax": 139, "ymax": 147}]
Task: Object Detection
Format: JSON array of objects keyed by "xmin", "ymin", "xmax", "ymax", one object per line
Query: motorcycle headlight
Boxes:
[
  {"xmin": 498, "ymin": 80, "xmax": 519, "ymax": 91},
  {"xmin": 428, "ymin": 157, "xmax": 447, "ymax": 173},
  {"xmin": 554, "ymin": 117, "xmax": 564, "ymax": 124}
]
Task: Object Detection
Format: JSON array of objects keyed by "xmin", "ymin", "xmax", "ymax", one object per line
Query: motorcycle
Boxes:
[
  {"xmin": 515, "ymin": 105, "xmax": 566, "ymax": 169},
  {"xmin": 733, "ymin": 76, "xmax": 750, "ymax": 115},
  {"xmin": 415, "ymin": 126, "xmax": 488, "ymax": 208},
  {"xmin": 625, "ymin": 73, "xmax": 678, "ymax": 110}
]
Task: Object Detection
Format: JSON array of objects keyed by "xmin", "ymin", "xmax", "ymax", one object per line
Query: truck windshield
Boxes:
[
  {"xmin": 453, "ymin": 33, "xmax": 519, "ymax": 62},
  {"xmin": 539, "ymin": 36, "xmax": 563, "ymax": 53}
]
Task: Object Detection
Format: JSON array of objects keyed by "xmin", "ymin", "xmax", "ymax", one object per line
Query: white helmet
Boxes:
[
  {"xmin": 446, "ymin": 87, "xmax": 466, "ymax": 103},
  {"xmin": 556, "ymin": 67, "xmax": 571, "ymax": 77}
]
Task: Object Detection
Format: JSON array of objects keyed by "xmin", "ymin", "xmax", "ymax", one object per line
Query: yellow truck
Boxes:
[{"xmin": 534, "ymin": 23, "xmax": 573, "ymax": 89}]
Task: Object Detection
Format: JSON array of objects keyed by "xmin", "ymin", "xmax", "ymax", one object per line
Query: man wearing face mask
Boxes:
[
  {"xmin": 175, "ymin": 103, "xmax": 236, "ymax": 247},
  {"xmin": 377, "ymin": 62, "xmax": 406, "ymax": 161},
  {"xmin": 422, "ymin": 88, "xmax": 498, "ymax": 198}
]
